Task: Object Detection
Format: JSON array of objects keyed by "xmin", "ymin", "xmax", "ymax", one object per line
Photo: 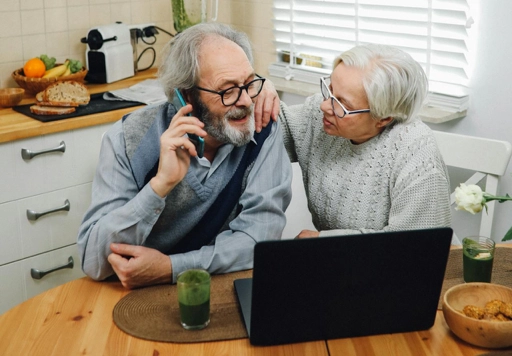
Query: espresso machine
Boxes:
[{"xmin": 81, "ymin": 22, "xmax": 134, "ymax": 83}]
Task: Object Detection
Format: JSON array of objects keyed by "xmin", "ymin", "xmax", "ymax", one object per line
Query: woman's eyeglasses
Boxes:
[{"xmin": 320, "ymin": 76, "xmax": 370, "ymax": 119}]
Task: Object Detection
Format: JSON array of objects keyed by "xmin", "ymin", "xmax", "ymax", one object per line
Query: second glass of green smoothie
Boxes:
[{"xmin": 462, "ymin": 236, "xmax": 495, "ymax": 283}]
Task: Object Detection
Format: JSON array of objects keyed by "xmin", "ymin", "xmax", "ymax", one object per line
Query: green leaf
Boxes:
[{"xmin": 502, "ymin": 226, "xmax": 512, "ymax": 241}]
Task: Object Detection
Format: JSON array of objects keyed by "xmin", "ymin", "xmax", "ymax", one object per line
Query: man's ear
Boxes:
[
  {"xmin": 183, "ymin": 90, "xmax": 192, "ymax": 104},
  {"xmin": 376, "ymin": 117, "xmax": 393, "ymax": 128}
]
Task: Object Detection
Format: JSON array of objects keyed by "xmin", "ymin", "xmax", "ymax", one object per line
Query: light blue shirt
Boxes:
[{"xmin": 77, "ymin": 119, "xmax": 292, "ymax": 282}]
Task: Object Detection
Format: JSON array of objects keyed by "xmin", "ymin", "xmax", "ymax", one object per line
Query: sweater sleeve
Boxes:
[{"xmin": 77, "ymin": 121, "xmax": 166, "ymax": 280}]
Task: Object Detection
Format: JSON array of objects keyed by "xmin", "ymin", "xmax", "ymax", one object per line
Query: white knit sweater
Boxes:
[{"xmin": 280, "ymin": 94, "xmax": 452, "ymax": 237}]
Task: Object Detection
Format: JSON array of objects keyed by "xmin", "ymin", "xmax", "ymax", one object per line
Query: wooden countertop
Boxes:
[{"xmin": 0, "ymin": 69, "xmax": 158, "ymax": 144}]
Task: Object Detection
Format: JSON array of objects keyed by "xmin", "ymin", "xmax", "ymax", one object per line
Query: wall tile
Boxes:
[
  {"xmin": 45, "ymin": 7, "xmax": 68, "ymax": 33},
  {"xmin": 89, "ymin": 0, "xmax": 110, "ymax": 4},
  {"xmin": 0, "ymin": 12, "xmax": 22, "ymax": 38},
  {"xmin": 2, "ymin": 0, "xmax": 21, "ymax": 12},
  {"xmin": 245, "ymin": 1, "xmax": 273, "ymax": 30},
  {"xmin": 44, "ymin": 0, "xmax": 67, "ymax": 8},
  {"xmin": 230, "ymin": 1, "xmax": 245, "ymax": 27},
  {"xmin": 68, "ymin": 29, "xmax": 88, "ymax": 61},
  {"xmin": 89, "ymin": 5, "xmax": 112, "ymax": 28},
  {"xmin": 45, "ymin": 32, "xmax": 70, "ymax": 57},
  {"xmin": 215, "ymin": 0, "xmax": 232, "ymax": 24},
  {"xmin": 0, "ymin": 61, "xmax": 24, "ymax": 88},
  {"xmin": 130, "ymin": 2, "xmax": 152, "ymax": 25},
  {"xmin": 21, "ymin": 10, "xmax": 46, "ymax": 35},
  {"xmin": 151, "ymin": 0, "xmax": 172, "ymax": 23},
  {"xmin": 22, "ymin": 34, "xmax": 47, "ymax": 60},
  {"xmin": 67, "ymin": 0, "xmax": 88, "ymax": 6},
  {"xmin": 67, "ymin": 6, "xmax": 90, "ymax": 31},
  {"xmin": 110, "ymin": 3, "xmax": 132, "ymax": 24},
  {"xmin": 20, "ymin": 0, "xmax": 44, "ymax": 10},
  {"xmin": 0, "ymin": 37, "xmax": 24, "ymax": 63}
]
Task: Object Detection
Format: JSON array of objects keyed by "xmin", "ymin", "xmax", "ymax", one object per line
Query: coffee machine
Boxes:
[{"xmin": 81, "ymin": 22, "xmax": 134, "ymax": 84}]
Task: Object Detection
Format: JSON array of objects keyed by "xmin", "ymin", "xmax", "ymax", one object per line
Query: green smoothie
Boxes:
[
  {"xmin": 177, "ymin": 269, "xmax": 210, "ymax": 330},
  {"xmin": 462, "ymin": 238, "xmax": 495, "ymax": 283}
]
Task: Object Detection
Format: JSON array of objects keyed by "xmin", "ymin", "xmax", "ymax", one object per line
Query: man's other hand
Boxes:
[{"xmin": 108, "ymin": 243, "xmax": 172, "ymax": 289}]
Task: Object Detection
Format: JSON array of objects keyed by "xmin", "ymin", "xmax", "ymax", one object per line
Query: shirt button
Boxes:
[{"xmin": 154, "ymin": 208, "xmax": 161, "ymax": 214}]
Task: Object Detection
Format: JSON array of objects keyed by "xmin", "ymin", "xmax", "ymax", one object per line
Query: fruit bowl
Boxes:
[
  {"xmin": 442, "ymin": 283, "xmax": 512, "ymax": 348},
  {"xmin": 12, "ymin": 65, "xmax": 88, "ymax": 95}
]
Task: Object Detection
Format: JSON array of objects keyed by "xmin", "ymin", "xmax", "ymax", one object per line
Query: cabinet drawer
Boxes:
[
  {"xmin": 0, "ymin": 244, "xmax": 85, "ymax": 315},
  {"xmin": 0, "ymin": 124, "xmax": 109, "ymax": 203},
  {"xmin": 0, "ymin": 182, "xmax": 92, "ymax": 265}
]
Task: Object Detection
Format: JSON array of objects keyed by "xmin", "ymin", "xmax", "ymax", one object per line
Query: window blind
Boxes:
[{"xmin": 271, "ymin": 0, "xmax": 473, "ymax": 100}]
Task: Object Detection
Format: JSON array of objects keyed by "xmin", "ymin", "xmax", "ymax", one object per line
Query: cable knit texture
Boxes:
[{"xmin": 280, "ymin": 94, "xmax": 452, "ymax": 237}]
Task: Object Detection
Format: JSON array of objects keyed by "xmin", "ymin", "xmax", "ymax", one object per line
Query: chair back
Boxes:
[{"xmin": 433, "ymin": 131, "xmax": 512, "ymax": 241}]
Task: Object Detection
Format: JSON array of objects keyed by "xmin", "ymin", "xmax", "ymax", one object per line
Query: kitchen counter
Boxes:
[{"xmin": 0, "ymin": 69, "xmax": 158, "ymax": 144}]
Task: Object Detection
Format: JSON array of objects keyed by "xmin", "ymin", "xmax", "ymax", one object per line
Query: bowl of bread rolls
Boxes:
[{"xmin": 442, "ymin": 283, "xmax": 512, "ymax": 348}]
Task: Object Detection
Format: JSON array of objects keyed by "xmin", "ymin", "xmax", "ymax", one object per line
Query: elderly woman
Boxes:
[{"xmin": 278, "ymin": 44, "xmax": 451, "ymax": 238}]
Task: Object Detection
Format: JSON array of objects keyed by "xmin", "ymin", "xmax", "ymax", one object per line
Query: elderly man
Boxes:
[{"xmin": 77, "ymin": 23, "xmax": 292, "ymax": 289}]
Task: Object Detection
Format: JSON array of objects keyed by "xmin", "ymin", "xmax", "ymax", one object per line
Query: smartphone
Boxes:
[{"xmin": 172, "ymin": 88, "xmax": 204, "ymax": 158}]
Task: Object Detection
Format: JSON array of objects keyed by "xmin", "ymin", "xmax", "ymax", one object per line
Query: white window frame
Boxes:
[{"xmin": 270, "ymin": 0, "xmax": 476, "ymax": 116}]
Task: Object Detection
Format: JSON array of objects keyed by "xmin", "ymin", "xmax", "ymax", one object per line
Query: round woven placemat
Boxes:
[
  {"xmin": 439, "ymin": 246, "xmax": 512, "ymax": 309},
  {"xmin": 113, "ymin": 269, "xmax": 252, "ymax": 343}
]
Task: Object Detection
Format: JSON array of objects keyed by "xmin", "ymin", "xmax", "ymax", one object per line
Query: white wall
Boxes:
[{"xmin": 281, "ymin": 0, "xmax": 512, "ymax": 243}]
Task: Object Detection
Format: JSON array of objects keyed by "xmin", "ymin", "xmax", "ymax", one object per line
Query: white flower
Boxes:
[{"xmin": 454, "ymin": 183, "xmax": 485, "ymax": 214}]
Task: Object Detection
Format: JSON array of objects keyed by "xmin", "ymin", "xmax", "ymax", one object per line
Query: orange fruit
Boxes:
[{"xmin": 23, "ymin": 58, "xmax": 46, "ymax": 78}]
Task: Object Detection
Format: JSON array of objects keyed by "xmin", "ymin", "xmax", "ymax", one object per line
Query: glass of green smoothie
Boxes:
[
  {"xmin": 177, "ymin": 269, "xmax": 211, "ymax": 330},
  {"xmin": 462, "ymin": 236, "xmax": 495, "ymax": 283}
]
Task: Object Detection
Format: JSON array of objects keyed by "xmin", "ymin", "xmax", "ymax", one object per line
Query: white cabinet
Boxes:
[{"xmin": 0, "ymin": 123, "xmax": 111, "ymax": 315}]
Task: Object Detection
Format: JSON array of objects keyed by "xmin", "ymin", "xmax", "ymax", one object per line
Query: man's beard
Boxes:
[{"xmin": 192, "ymin": 95, "xmax": 255, "ymax": 147}]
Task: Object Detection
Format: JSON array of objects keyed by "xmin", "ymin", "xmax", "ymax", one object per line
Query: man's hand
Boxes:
[
  {"xmin": 253, "ymin": 79, "xmax": 280, "ymax": 133},
  {"xmin": 108, "ymin": 243, "xmax": 173, "ymax": 289},
  {"xmin": 296, "ymin": 229, "xmax": 320, "ymax": 239},
  {"xmin": 150, "ymin": 104, "xmax": 206, "ymax": 197}
]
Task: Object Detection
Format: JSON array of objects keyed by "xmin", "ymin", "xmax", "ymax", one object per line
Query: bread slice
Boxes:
[
  {"xmin": 42, "ymin": 81, "xmax": 90, "ymax": 106},
  {"xmin": 30, "ymin": 105, "xmax": 76, "ymax": 115}
]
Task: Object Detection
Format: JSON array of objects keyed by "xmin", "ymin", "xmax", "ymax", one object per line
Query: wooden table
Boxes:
[{"xmin": 0, "ymin": 275, "xmax": 498, "ymax": 356}]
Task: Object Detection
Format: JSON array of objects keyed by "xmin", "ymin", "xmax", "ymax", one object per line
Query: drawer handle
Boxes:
[
  {"xmin": 21, "ymin": 140, "xmax": 66, "ymax": 160},
  {"xmin": 31, "ymin": 256, "xmax": 74, "ymax": 280},
  {"xmin": 26, "ymin": 199, "xmax": 70, "ymax": 221}
]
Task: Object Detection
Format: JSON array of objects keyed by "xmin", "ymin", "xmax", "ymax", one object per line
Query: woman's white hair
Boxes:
[
  {"xmin": 333, "ymin": 44, "xmax": 428, "ymax": 124},
  {"xmin": 158, "ymin": 22, "xmax": 253, "ymax": 102}
]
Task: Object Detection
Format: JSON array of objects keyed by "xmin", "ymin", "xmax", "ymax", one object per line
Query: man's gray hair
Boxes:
[
  {"xmin": 158, "ymin": 23, "xmax": 253, "ymax": 102},
  {"xmin": 333, "ymin": 44, "xmax": 428, "ymax": 124}
]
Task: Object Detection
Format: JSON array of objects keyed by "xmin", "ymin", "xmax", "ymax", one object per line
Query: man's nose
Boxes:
[{"xmin": 235, "ymin": 88, "xmax": 253, "ymax": 107}]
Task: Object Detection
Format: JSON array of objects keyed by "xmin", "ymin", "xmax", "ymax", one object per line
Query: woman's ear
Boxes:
[{"xmin": 376, "ymin": 117, "xmax": 394, "ymax": 128}]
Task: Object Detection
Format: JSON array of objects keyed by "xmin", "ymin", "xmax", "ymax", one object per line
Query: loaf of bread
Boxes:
[
  {"xmin": 30, "ymin": 105, "xmax": 76, "ymax": 115},
  {"xmin": 42, "ymin": 81, "xmax": 90, "ymax": 106},
  {"xmin": 31, "ymin": 80, "xmax": 90, "ymax": 115}
]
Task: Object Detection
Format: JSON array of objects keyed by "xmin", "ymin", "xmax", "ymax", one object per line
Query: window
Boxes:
[{"xmin": 270, "ymin": 0, "xmax": 474, "ymax": 110}]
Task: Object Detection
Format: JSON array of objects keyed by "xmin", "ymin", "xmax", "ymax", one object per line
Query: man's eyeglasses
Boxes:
[
  {"xmin": 195, "ymin": 75, "xmax": 266, "ymax": 106},
  {"xmin": 320, "ymin": 76, "xmax": 370, "ymax": 119}
]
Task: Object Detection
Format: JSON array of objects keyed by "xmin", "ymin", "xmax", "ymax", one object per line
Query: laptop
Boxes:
[{"xmin": 234, "ymin": 227, "xmax": 453, "ymax": 346}]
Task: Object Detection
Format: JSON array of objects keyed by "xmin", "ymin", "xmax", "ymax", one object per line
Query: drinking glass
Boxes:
[
  {"xmin": 177, "ymin": 269, "xmax": 211, "ymax": 330},
  {"xmin": 462, "ymin": 236, "xmax": 495, "ymax": 283}
]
